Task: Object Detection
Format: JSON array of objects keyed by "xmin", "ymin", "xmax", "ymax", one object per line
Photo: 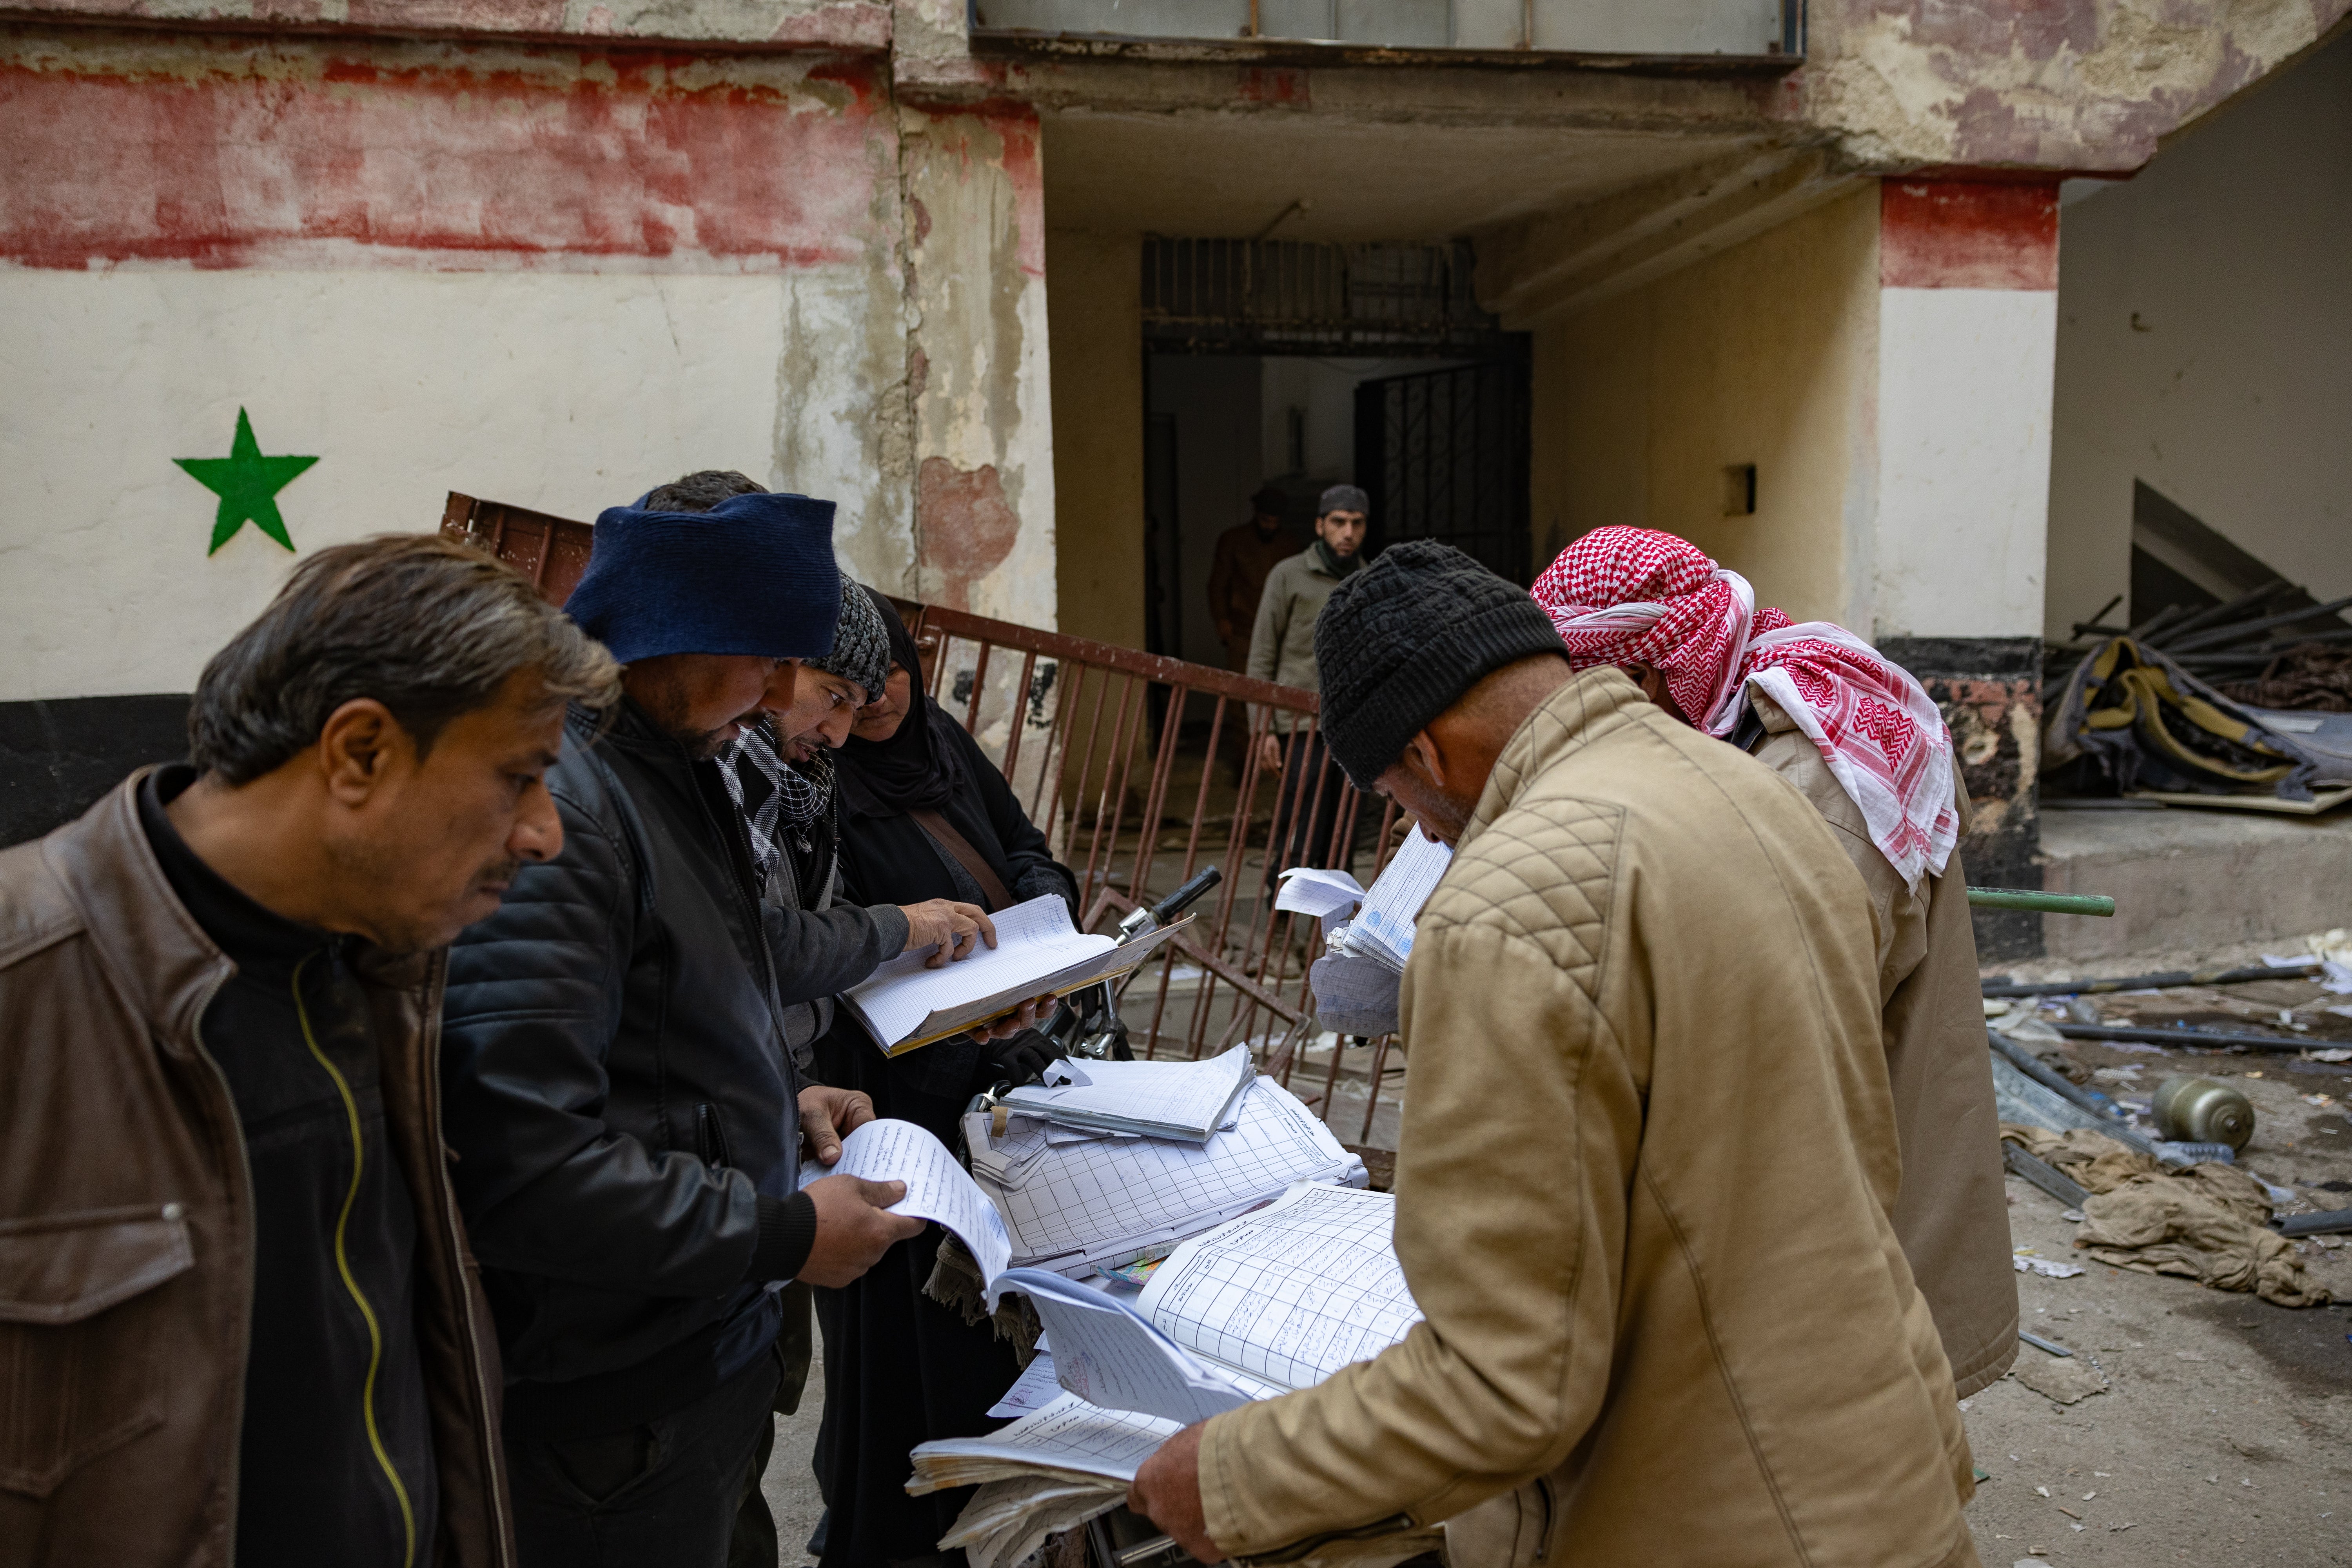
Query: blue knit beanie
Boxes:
[{"xmin": 566, "ymin": 490, "xmax": 841, "ymax": 665}]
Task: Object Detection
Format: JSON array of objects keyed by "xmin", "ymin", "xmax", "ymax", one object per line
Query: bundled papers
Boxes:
[
  {"xmin": 964, "ymin": 1076, "xmax": 1365, "ymax": 1276},
  {"xmin": 932, "ymin": 1470, "xmax": 1130, "ymax": 1568},
  {"xmin": 998, "ymin": 1042, "xmax": 1256, "ymax": 1142},
  {"xmin": 841, "ymin": 895, "xmax": 1192, "ymax": 1054}
]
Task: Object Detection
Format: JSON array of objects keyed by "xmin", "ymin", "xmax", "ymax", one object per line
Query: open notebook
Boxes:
[
  {"xmin": 840, "ymin": 894, "xmax": 1193, "ymax": 1054},
  {"xmin": 909, "ymin": 1184, "xmax": 1421, "ymax": 1493}
]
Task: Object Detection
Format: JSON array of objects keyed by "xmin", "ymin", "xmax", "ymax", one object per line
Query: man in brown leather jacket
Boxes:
[{"xmin": 0, "ymin": 535, "xmax": 619, "ymax": 1568}]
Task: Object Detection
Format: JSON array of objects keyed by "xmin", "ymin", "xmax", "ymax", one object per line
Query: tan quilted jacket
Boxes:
[
  {"xmin": 1751, "ymin": 696, "xmax": 2019, "ymax": 1399},
  {"xmin": 1196, "ymin": 668, "xmax": 1979, "ymax": 1568}
]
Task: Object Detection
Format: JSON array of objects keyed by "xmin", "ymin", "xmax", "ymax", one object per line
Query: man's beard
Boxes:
[{"xmin": 643, "ymin": 690, "xmax": 757, "ymax": 760}]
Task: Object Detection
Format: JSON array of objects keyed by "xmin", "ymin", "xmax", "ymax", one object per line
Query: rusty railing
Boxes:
[{"xmin": 443, "ymin": 493, "xmax": 1410, "ymax": 1141}]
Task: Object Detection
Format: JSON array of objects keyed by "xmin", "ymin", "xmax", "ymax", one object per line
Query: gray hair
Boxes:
[{"xmin": 189, "ymin": 534, "xmax": 622, "ymax": 786}]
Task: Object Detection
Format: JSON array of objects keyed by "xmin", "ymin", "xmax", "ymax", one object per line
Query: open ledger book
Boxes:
[
  {"xmin": 840, "ymin": 894, "xmax": 1193, "ymax": 1055},
  {"xmin": 808, "ymin": 1110, "xmax": 1408, "ymax": 1568},
  {"xmin": 907, "ymin": 1184, "xmax": 1421, "ymax": 1566},
  {"xmin": 928, "ymin": 1182, "xmax": 1417, "ymax": 1436}
]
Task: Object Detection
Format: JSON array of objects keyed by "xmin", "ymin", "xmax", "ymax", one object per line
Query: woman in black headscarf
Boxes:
[{"xmin": 807, "ymin": 589, "xmax": 1076, "ymax": 1568}]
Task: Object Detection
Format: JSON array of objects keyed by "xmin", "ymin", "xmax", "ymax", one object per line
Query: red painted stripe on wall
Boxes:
[
  {"xmin": 1880, "ymin": 178, "xmax": 2059, "ymax": 290},
  {"xmin": 0, "ymin": 51, "xmax": 888, "ymax": 269}
]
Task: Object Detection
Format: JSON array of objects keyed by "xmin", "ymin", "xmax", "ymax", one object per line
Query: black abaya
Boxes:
[{"xmin": 812, "ymin": 614, "xmax": 1076, "ymax": 1567}]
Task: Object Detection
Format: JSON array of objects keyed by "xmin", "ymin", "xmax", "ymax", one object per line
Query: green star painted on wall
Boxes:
[{"xmin": 174, "ymin": 408, "xmax": 319, "ymax": 555}]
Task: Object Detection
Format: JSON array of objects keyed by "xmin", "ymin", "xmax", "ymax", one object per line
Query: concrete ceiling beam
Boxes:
[{"xmin": 1475, "ymin": 145, "xmax": 1853, "ymax": 327}]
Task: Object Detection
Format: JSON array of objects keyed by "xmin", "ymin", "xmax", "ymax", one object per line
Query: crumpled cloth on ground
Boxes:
[
  {"xmin": 2000, "ymin": 1124, "xmax": 2330, "ymax": 1307},
  {"xmin": 924, "ymin": 1230, "xmax": 1045, "ymax": 1360}
]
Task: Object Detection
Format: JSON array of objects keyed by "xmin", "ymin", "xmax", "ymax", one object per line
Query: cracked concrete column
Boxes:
[
  {"xmin": 897, "ymin": 98, "xmax": 1057, "ymax": 631},
  {"xmin": 1870, "ymin": 175, "xmax": 2062, "ymax": 958}
]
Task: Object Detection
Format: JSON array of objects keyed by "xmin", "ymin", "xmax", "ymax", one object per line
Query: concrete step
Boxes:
[{"xmin": 2038, "ymin": 802, "xmax": 2352, "ymax": 961}]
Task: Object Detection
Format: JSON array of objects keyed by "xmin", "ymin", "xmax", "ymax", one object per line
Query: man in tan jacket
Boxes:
[
  {"xmin": 1130, "ymin": 541, "xmax": 1978, "ymax": 1567},
  {"xmin": 1532, "ymin": 526, "xmax": 2017, "ymax": 1398}
]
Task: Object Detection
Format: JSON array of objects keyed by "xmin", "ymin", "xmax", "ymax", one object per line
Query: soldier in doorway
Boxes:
[
  {"xmin": 1207, "ymin": 484, "xmax": 1296, "ymax": 671},
  {"xmin": 1249, "ymin": 484, "xmax": 1370, "ymax": 895}
]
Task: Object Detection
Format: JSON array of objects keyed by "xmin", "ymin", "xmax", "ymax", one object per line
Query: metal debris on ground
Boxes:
[
  {"xmin": 2219, "ymin": 641, "xmax": 2352, "ymax": 713},
  {"xmin": 2151, "ymin": 1074, "xmax": 2256, "ymax": 1150},
  {"xmin": 2043, "ymin": 577, "xmax": 2352, "ymax": 805},
  {"xmin": 1980, "ymin": 961, "xmax": 2321, "ymax": 998}
]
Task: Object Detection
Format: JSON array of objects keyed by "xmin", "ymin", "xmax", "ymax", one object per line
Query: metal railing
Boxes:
[
  {"xmin": 895, "ymin": 597, "xmax": 1410, "ymax": 1139},
  {"xmin": 442, "ymin": 493, "xmax": 1412, "ymax": 1143}
]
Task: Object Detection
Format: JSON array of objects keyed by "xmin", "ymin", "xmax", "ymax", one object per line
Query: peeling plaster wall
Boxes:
[
  {"xmin": 898, "ymin": 98, "xmax": 1056, "ymax": 627},
  {"xmin": 1793, "ymin": 0, "xmax": 2352, "ymax": 171},
  {"xmin": 0, "ymin": 29, "xmax": 1065, "ymax": 724},
  {"xmin": 1528, "ymin": 185, "xmax": 1881, "ymax": 626},
  {"xmin": 1043, "ymin": 227, "xmax": 1144, "ymax": 653},
  {"xmin": 2046, "ymin": 25, "xmax": 2352, "ymax": 639}
]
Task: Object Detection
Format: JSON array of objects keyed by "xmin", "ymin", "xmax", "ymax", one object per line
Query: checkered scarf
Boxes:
[
  {"xmin": 722, "ymin": 721, "xmax": 835, "ymax": 885},
  {"xmin": 1531, "ymin": 527, "xmax": 1959, "ymax": 887}
]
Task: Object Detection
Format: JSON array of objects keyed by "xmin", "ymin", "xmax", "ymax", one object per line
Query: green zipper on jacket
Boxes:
[{"xmin": 292, "ymin": 951, "xmax": 418, "ymax": 1568}]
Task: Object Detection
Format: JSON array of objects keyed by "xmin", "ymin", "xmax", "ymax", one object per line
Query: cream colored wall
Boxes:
[
  {"xmin": 2046, "ymin": 28, "xmax": 2352, "ymax": 639},
  {"xmin": 1528, "ymin": 185, "xmax": 1880, "ymax": 628},
  {"xmin": 1045, "ymin": 228, "xmax": 1148, "ymax": 650}
]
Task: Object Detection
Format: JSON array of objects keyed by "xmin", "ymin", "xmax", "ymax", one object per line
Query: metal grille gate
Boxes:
[{"xmin": 1354, "ymin": 356, "xmax": 1532, "ymax": 583}]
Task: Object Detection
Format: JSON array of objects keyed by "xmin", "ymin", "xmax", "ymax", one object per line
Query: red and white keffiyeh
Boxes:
[{"xmin": 1530, "ymin": 527, "xmax": 1959, "ymax": 887}]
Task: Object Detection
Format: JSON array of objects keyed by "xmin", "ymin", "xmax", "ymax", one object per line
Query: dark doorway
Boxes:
[{"xmin": 1138, "ymin": 236, "xmax": 1534, "ymax": 672}]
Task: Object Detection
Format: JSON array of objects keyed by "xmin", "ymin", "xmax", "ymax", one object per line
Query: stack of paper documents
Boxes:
[
  {"xmin": 911, "ymin": 1184, "xmax": 1426, "ymax": 1563},
  {"xmin": 998, "ymin": 1042, "xmax": 1256, "ymax": 1142},
  {"xmin": 926, "ymin": 1466, "xmax": 1133, "ymax": 1568},
  {"xmin": 840, "ymin": 895, "xmax": 1191, "ymax": 1055},
  {"xmin": 965, "ymin": 1075, "xmax": 1364, "ymax": 1276}
]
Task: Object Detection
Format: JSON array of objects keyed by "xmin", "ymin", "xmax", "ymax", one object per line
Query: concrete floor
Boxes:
[
  {"xmin": 2040, "ymin": 801, "xmax": 2352, "ymax": 962},
  {"xmin": 763, "ymin": 1358, "xmax": 828, "ymax": 1567},
  {"xmin": 1969, "ymin": 1173, "xmax": 2352, "ymax": 1566}
]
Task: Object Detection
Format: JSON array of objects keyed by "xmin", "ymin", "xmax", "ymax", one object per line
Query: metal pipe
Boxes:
[
  {"xmin": 1982, "ymin": 961, "xmax": 2320, "ymax": 997},
  {"xmin": 2055, "ymin": 1022, "xmax": 2323, "ymax": 1054},
  {"xmin": 2002, "ymin": 1143, "xmax": 2091, "ymax": 1210},
  {"xmin": 2274, "ymin": 1209, "xmax": 2352, "ymax": 1239},
  {"xmin": 2148, "ymin": 577, "xmax": 2288, "ymax": 645},
  {"xmin": 1969, "ymin": 887, "xmax": 2115, "ymax": 917},
  {"xmin": 2165, "ymin": 591, "xmax": 2352, "ymax": 653},
  {"xmin": 2069, "ymin": 594, "xmax": 2124, "ymax": 641},
  {"xmin": 1987, "ymin": 1029, "xmax": 2133, "ymax": 1125}
]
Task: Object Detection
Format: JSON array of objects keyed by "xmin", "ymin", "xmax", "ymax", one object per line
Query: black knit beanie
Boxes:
[{"xmin": 1312, "ymin": 540, "xmax": 1567, "ymax": 789}]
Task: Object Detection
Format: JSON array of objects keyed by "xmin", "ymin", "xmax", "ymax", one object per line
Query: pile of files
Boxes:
[
  {"xmin": 911, "ymin": 1185, "xmax": 1430, "ymax": 1568},
  {"xmin": 963, "ymin": 1044, "xmax": 1366, "ymax": 1278}
]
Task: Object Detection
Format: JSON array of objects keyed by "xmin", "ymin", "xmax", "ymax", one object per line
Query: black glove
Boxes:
[{"xmin": 979, "ymin": 1027, "xmax": 1058, "ymax": 1088}]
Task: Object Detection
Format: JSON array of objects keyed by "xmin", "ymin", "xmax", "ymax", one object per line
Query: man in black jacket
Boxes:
[{"xmin": 438, "ymin": 483, "xmax": 997, "ymax": 1566}]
